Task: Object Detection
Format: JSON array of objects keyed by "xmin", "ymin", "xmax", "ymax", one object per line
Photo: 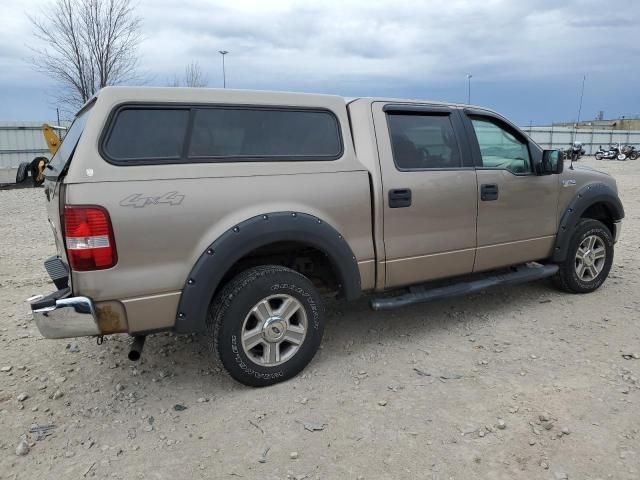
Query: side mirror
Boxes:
[{"xmin": 537, "ymin": 150, "xmax": 564, "ymax": 175}]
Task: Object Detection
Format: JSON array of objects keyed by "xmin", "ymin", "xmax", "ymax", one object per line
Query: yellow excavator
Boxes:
[{"xmin": 16, "ymin": 124, "xmax": 65, "ymax": 186}]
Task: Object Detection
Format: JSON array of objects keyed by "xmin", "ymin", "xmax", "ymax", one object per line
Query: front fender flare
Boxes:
[
  {"xmin": 174, "ymin": 212, "xmax": 361, "ymax": 334},
  {"xmin": 552, "ymin": 182, "xmax": 624, "ymax": 262}
]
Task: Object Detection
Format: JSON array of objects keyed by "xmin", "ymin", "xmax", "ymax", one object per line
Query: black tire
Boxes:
[
  {"xmin": 15, "ymin": 162, "xmax": 29, "ymax": 183},
  {"xmin": 208, "ymin": 265, "xmax": 325, "ymax": 387},
  {"xmin": 595, "ymin": 153, "xmax": 603, "ymax": 160},
  {"xmin": 553, "ymin": 219, "xmax": 614, "ymax": 294}
]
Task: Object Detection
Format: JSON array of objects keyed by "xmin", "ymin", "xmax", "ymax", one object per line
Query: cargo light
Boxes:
[{"xmin": 64, "ymin": 205, "xmax": 117, "ymax": 271}]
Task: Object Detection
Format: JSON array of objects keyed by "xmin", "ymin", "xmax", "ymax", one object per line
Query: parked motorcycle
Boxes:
[
  {"xmin": 595, "ymin": 144, "xmax": 626, "ymax": 161},
  {"xmin": 621, "ymin": 145, "xmax": 638, "ymax": 160},
  {"xmin": 570, "ymin": 141, "xmax": 585, "ymax": 162}
]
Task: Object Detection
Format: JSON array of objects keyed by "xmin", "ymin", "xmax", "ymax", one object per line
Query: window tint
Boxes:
[
  {"xmin": 387, "ymin": 113, "xmax": 461, "ymax": 170},
  {"xmin": 188, "ymin": 108, "xmax": 341, "ymax": 159},
  {"xmin": 471, "ymin": 118, "xmax": 531, "ymax": 173},
  {"xmin": 105, "ymin": 109, "xmax": 189, "ymax": 160}
]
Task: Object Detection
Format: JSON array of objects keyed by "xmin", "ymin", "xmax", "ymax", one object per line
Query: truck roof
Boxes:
[{"xmin": 85, "ymin": 86, "xmax": 488, "ymax": 115}]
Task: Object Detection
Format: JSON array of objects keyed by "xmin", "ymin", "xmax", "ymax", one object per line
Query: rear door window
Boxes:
[
  {"xmin": 103, "ymin": 108, "xmax": 189, "ymax": 161},
  {"xmin": 387, "ymin": 113, "xmax": 462, "ymax": 169}
]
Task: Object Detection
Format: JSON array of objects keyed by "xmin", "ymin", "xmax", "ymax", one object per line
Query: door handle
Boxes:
[
  {"xmin": 480, "ymin": 183, "xmax": 499, "ymax": 201},
  {"xmin": 389, "ymin": 188, "xmax": 412, "ymax": 208}
]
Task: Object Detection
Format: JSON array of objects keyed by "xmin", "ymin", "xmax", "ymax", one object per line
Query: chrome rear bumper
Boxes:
[{"xmin": 29, "ymin": 289, "xmax": 100, "ymax": 339}]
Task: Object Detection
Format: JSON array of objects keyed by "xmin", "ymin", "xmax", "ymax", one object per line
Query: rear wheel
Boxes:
[
  {"xmin": 595, "ymin": 153, "xmax": 603, "ymax": 160},
  {"xmin": 553, "ymin": 219, "xmax": 613, "ymax": 293},
  {"xmin": 208, "ymin": 265, "xmax": 325, "ymax": 387}
]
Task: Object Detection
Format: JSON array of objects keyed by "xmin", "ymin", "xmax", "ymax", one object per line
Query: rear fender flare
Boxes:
[
  {"xmin": 174, "ymin": 212, "xmax": 361, "ymax": 334},
  {"xmin": 552, "ymin": 182, "xmax": 624, "ymax": 262}
]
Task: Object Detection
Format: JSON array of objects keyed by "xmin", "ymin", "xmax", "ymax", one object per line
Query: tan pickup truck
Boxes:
[{"xmin": 30, "ymin": 87, "xmax": 624, "ymax": 386}]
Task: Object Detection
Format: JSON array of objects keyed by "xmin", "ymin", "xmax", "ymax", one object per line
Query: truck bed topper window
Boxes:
[{"xmin": 101, "ymin": 104, "xmax": 343, "ymax": 165}]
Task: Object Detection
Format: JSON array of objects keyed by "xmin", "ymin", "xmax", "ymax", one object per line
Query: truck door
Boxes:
[
  {"xmin": 372, "ymin": 103, "xmax": 478, "ymax": 288},
  {"xmin": 460, "ymin": 109, "xmax": 559, "ymax": 272}
]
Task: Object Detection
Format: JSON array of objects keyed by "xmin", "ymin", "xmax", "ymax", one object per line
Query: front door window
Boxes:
[{"xmin": 471, "ymin": 118, "xmax": 531, "ymax": 174}]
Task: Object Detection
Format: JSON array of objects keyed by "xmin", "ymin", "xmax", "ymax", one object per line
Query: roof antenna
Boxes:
[{"xmin": 570, "ymin": 74, "xmax": 586, "ymax": 171}]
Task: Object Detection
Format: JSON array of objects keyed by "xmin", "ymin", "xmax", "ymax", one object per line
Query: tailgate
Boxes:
[{"xmin": 42, "ymin": 107, "xmax": 93, "ymax": 273}]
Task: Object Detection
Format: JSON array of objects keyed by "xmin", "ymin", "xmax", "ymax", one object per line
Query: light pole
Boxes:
[
  {"xmin": 219, "ymin": 50, "xmax": 229, "ymax": 88},
  {"xmin": 466, "ymin": 74, "xmax": 472, "ymax": 104}
]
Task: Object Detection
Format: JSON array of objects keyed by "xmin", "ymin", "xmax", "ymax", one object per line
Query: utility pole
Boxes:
[
  {"xmin": 466, "ymin": 74, "xmax": 472, "ymax": 104},
  {"xmin": 219, "ymin": 50, "xmax": 229, "ymax": 88}
]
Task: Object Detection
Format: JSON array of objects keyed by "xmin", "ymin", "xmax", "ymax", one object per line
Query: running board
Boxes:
[{"xmin": 370, "ymin": 263, "xmax": 559, "ymax": 311}]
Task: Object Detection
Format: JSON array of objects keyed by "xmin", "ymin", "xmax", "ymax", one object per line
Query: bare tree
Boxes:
[
  {"xmin": 29, "ymin": 0, "xmax": 142, "ymax": 110},
  {"xmin": 170, "ymin": 62, "xmax": 208, "ymax": 88}
]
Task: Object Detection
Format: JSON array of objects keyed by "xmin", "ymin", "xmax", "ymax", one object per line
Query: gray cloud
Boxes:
[{"xmin": 1, "ymin": 0, "xmax": 639, "ymax": 123}]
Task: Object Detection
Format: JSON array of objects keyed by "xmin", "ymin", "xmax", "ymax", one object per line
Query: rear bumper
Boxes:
[{"xmin": 29, "ymin": 288, "xmax": 100, "ymax": 339}]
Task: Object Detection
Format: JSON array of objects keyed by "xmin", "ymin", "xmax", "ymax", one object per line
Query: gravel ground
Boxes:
[{"xmin": 1, "ymin": 157, "xmax": 639, "ymax": 480}]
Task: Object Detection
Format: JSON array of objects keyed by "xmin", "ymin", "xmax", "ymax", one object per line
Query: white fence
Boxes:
[
  {"xmin": 522, "ymin": 126, "xmax": 640, "ymax": 155},
  {"xmin": 0, "ymin": 122, "xmax": 69, "ymax": 169}
]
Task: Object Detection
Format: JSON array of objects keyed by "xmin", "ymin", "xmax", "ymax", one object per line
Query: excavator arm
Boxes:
[{"xmin": 42, "ymin": 123, "xmax": 62, "ymax": 155}]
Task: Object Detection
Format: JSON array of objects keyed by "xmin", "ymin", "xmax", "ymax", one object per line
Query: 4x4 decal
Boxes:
[{"xmin": 120, "ymin": 191, "xmax": 185, "ymax": 208}]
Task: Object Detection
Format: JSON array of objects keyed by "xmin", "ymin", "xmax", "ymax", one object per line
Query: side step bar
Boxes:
[{"xmin": 370, "ymin": 263, "xmax": 559, "ymax": 311}]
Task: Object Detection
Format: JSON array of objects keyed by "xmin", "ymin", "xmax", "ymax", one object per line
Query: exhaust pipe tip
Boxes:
[
  {"xmin": 128, "ymin": 350, "xmax": 141, "ymax": 361},
  {"xmin": 128, "ymin": 335, "xmax": 146, "ymax": 362}
]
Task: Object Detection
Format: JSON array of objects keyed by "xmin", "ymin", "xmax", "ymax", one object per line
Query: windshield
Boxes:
[{"xmin": 45, "ymin": 107, "xmax": 92, "ymax": 179}]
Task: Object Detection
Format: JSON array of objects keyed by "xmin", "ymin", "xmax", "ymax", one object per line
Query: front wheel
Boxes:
[
  {"xmin": 617, "ymin": 153, "xmax": 627, "ymax": 161},
  {"xmin": 208, "ymin": 265, "xmax": 325, "ymax": 387},
  {"xmin": 553, "ymin": 219, "xmax": 613, "ymax": 294}
]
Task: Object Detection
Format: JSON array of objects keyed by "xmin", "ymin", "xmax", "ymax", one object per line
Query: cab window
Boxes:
[{"xmin": 471, "ymin": 118, "xmax": 531, "ymax": 174}]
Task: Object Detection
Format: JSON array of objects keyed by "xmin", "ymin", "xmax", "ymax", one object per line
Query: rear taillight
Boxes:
[{"xmin": 64, "ymin": 205, "xmax": 117, "ymax": 271}]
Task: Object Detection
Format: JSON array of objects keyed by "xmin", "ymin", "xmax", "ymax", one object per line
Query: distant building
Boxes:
[{"xmin": 553, "ymin": 117, "xmax": 640, "ymax": 131}]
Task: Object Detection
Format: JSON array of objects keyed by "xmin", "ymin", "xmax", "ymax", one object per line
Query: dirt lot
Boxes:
[{"xmin": 1, "ymin": 157, "xmax": 639, "ymax": 480}]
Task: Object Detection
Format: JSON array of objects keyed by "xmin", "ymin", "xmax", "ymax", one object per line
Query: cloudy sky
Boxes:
[{"xmin": 1, "ymin": 0, "xmax": 639, "ymax": 125}]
